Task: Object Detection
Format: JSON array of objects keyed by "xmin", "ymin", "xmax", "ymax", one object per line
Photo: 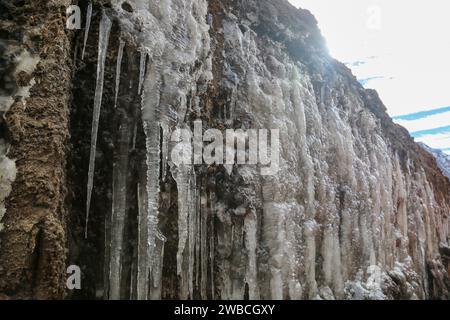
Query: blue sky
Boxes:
[{"xmin": 288, "ymin": 0, "xmax": 450, "ymax": 154}]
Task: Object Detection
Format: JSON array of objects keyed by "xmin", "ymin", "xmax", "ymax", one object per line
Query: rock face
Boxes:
[
  {"xmin": 419, "ymin": 143, "xmax": 450, "ymax": 180},
  {"xmin": 0, "ymin": 0, "xmax": 71, "ymax": 299},
  {"xmin": 0, "ymin": 0, "xmax": 449, "ymax": 300}
]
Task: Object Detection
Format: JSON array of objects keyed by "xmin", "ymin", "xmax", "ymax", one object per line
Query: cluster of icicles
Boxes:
[
  {"xmin": 78, "ymin": 0, "xmax": 449, "ymax": 301},
  {"xmin": 81, "ymin": 0, "xmax": 211, "ymax": 300}
]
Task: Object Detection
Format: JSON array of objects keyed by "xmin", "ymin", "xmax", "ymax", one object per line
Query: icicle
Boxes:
[
  {"xmin": 170, "ymin": 139, "xmax": 198, "ymax": 299},
  {"xmin": 200, "ymin": 187, "xmax": 208, "ymax": 299},
  {"xmin": 150, "ymin": 238, "xmax": 166, "ymax": 299},
  {"xmin": 114, "ymin": 39, "xmax": 125, "ymax": 109},
  {"xmin": 172, "ymin": 165, "xmax": 192, "ymax": 299},
  {"xmin": 188, "ymin": 171, "xmax": 197, "ymax": 298},
  {"xmin": 103, "ymin": 189, "xmax": 111, "ymax": 300},
  {"xmin": 161, "ymin": 122, "xmax": 170, "ymax": 181},
  {"xmin": 209, "ymin": 191, "xmax": 216, "ymax": 299},
  {"xmin": 108, "ymin": 117, "xmax": 131, "ymax": 299},
  {"xmin": 138, "ymin": 50, "xmax": 147, "ymax": 95},
  {"xmin": 137, "ymin": 61, "xmax": 167, "ymax": 300},
  {"xmin": 85, "ymin": 10, "xmax": 112, "ymax": 238},
  {"xmin": 81, "ymin": 1, "xmax": 93, "ymax": 60},
  {"xmin": 141, "ymin": 117, "xmax": 163, "ymax": 298},
  {"xmin": 137, "ymin": 182, "xmax": 149, "ymax": 300},
  {"xmin": 195, "ymin": 181, "xmax": 201, "ymax": 289},
  {"xmin": 244, "ymin": 210, "xmax": 259, "ymax": 299}
]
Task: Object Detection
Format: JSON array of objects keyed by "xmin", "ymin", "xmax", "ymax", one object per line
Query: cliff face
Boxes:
[
  {"xmin": 0, "ymin": 0, "xmax": 71, "ymax": 299},
  {"xmin": 419, "ymin": 143, "xmax": 450, "ymax": 181},
  {"xmin": 0, "ymin": 0, "xmax": 449, "ymax": 300},
  {"xmin": 195, "ymin": 0, "xmax": 450, "ymax": 299}
]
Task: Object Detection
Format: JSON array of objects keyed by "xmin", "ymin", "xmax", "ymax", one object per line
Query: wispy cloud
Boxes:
[
  {"xmin": 393, "ymin": 106, "xmax": 450, "ymax": 121},
  {"xmin": 393, "ymin": 106, "xmax": 450, "ymax": 152},
  {"xmin": 410, "ymin": 125, "xmax": 450, "ymax": 138},
  {"xmin": 394, "ymin": 110, "xmax": 450, "ymax": 133}
]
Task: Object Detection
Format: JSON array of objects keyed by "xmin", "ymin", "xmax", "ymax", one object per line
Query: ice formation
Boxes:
[
  {"xmin": 80, "ymin": 0, "xmax": 449, "ymax": 300},
  {"xmin": 114, "ymin": 39, "xmax": 125, "ymax": 109},
  {"xmin": 108, "ymin": 110, "xmax": 131, "ymax": 299},
  {"xmin": 81, "ymin": 1, "xmax": 93, "ymax": 60},
  {"xmin": 85, "ymin": 11, "xmax": 112, "ymax": 238}
]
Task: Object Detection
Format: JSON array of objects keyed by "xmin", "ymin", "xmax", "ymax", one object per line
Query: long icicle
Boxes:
[
  {"xmin": 109, "ymin": 116, "xmax": 131, "ymax": 299},
  {"xmin": 200, "ymin": 182, "xmax": 208, "ymax": 299},
  {"xmin": 209, "ymin": 191, "xmax": 215, "ymax": 299},
  {"xmin": 187, "ymin": 172, "xmax": 195, "ymax": 298},
  {"xmin": 137, "ymin": 57, "xmax": 167, "ymax": 300},
  {"xmin": 114, "ymin": 39, "xmax": 125, "ymax": 109},
  {"xmin": 85, "ymin": 11, "xmax": 112, "ymax": 238},
  {"xmin": 137, "ymin": 181, "xmax": 149, "ymax": 299},
  {"xmin": 81, "ymin": 1, "xmax": 93, "ymax": 60},
  {"xmin": 172, "ymin": 165, "xmax": 191, "ymax": 299}
]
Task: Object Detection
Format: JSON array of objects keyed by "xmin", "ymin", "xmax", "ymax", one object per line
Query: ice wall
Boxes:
[
  {"xmin": 95, "ymin": 0, "xmax": 212, "ymax": 299},
  {"xmin": 84, "ymin": 0, "xmax": 450, "ymax": 300},
  {"xmin": 213, "ymin": 7, "xmax": 449, "ymax": 298}
]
